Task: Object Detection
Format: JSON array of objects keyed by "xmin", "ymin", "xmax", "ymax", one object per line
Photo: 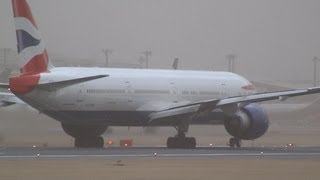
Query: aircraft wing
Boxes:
[
  {"xmin": 0, "ymin": 92, "xmax": 25, "ymax": 107},
  {"xmin": 216, "ymin": 87, "xmax": 320, "ymax": 107},
  {"xmin": 148, "ymin": 87, "xmax": 320, "ymax": 124}
]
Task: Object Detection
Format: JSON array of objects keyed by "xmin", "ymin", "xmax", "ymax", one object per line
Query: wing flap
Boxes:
[
  {"xmin": 148, "ymin": 87, "xmax": 320, "ymax": 124},
  {"xmin": 148, "ymin": 105, "xmax": 200, "ymax": 125},
  {"xmin": 148, "ymin": 100, "xmax": 220, "ymax": 124}
]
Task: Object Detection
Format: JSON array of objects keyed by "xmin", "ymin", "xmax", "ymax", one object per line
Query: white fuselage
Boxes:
[{"xmin": 19, "ymin": 67, "xmax": 255, "ymax": 125}]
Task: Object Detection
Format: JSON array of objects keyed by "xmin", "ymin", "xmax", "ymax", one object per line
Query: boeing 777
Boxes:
[{"xmin": 1, "ymin": 0, "xmax": 320, "ymax": 148}]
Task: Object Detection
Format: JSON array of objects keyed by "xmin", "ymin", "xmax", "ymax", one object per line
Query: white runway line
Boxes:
[{"xmin": 1, "ymin": 152, "xmax": 320, "ymax": 159}]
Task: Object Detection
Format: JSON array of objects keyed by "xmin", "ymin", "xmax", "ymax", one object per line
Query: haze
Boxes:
[{"xmin": 0, "ymin": 0, "xmax": 320, "ymax": 81}]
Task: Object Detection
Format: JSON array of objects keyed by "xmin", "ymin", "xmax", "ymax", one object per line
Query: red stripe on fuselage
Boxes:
[{"xmin": 12, "ymin": 0, "xmax": 38, "ymax": 29}]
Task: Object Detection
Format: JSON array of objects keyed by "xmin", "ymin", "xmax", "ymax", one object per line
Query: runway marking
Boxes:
[{"xmin": 1, "ymin": 153, "xmax": 320, "ymax": 159}]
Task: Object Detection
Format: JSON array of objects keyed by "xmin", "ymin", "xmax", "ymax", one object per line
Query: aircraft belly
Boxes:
[
  {"xmin": 42, "ymin": 110, "xmax": 224, "ymax": 126},
  {"xmin": 43, "ymin": 110, "xmax": 151, "ymax": 125}
]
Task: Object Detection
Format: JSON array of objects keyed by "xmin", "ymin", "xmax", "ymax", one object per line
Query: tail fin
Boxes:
[
  {"xmin": 172, "ymin": 58, "xmax": 179, "ymax": 70},
  {"xmin": 12, "ymin": 0, "xmax": 53, "ymax": 74}
]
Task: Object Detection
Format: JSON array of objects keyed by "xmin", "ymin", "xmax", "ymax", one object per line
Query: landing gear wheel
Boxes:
[
  {"xmin": 235, "ymin": 139, "xmax": 242, "ymax": 148},
  {"xmin": 229, "ymin": 137, "xmax": 242, "ymax": 148},
  {"xmin": 167, "ymin": 122, "xmax": 196, "ymax": 148},
  {"xmin": 188, "ymin": 137, "xmax": 196, "ymax": 148},
  {"xmin": 229, "ymin": 138, "xmax": 236, "ymax": 148},
  {"xmin": 75, "ymin": 136, "xmax": 104, "ymax": 148},
  {"xmin": 167, "ymin": 137, "xmax": 175, "ymax": 148}
]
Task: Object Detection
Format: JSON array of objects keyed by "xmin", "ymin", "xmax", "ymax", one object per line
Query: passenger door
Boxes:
[
  {"xmin": 170, "ymin": 82, "xmax": 178, "ymax": 103},
  {"xmin": 125, "ymin": 81, "xmax": 133, "ymax": 103}
]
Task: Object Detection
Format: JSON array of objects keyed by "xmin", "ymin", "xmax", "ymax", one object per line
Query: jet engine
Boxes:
[
  {"xmin": 61, "ymin": 123, "xmax": 108, "ymax": 147},
  {"xmin": 224, "ymin": 103, "xmax": 269, "ymax": 140},
  {"xmin": 61, "ymin": 123, "xmax": 108, "ymax": 138}
]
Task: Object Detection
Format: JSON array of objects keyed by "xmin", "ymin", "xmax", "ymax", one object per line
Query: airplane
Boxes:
[{"xmin": 1, "ymin": 0, "xmax": 320, "ymax": 148}]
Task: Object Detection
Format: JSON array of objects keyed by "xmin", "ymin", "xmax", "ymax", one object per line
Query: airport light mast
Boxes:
[
  {"xmin": 102, "ymin": 49, "xmax": 113, "ymax": 67},
  {"xmin": 142, "ymin": 50, "xmax": 152, "ymax": 69},
  {"xmin": 226, "ymin": 54, "xmax": 236, "ymax": 73},
  {"xmin": 312, "ymin": 56, "xmax": 320, "ymax": 86},
  {"xmin": 1, "ymin": 48, "xmax": 9, "ymax": 66},
  {"xmin": 138, "ymin": 56, "xmax": 145, "ymax": 69},
  {"xmin": 3, "ymin": 48, "xmax": 7, "ymax": 66}
]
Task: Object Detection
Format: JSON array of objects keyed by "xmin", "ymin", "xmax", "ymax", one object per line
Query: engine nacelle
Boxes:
[
  {"xmin": 224, "ymin": 103, "xmax": 269, "ymax": 140},
  {"xmin": 61, "ymin": 123, "xmax": 108, "ymax": 138}
]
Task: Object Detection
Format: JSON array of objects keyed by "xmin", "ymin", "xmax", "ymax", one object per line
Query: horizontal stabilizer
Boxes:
[
  {"xmin": 0, "ymin": 92, "xmax": 25, "ymax": 107},
  {"xmin": 38, "ymin": 74, "xmax": 108, "ymax": 90},
  {"xmin": 0, "ymin": 101, "xmax": 16, "ymax": 107},
  {"xmin": 0, "ymin": 83, "xmax": 9, "ymax": 89}
]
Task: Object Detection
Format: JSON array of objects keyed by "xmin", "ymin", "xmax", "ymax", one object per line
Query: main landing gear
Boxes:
[
  {"xmin": 167, "ymin": 123, "xmax": 196, "ymax": 148},
  {"xmin": 229, "ymin": 137, "xmax": 242, "ymax": 148},
  {"xmin": 167, "ymin": 134, "xmax": 196, "ymax": 149},
  {"xmin": 61, "ymin": 123, "xmax": 108, "ymax": 148}
]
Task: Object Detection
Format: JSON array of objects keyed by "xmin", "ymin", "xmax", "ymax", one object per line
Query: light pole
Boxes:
[
  {"xmin": 138, "ymin": 56, "xmax": 145, "ymax": 69},
  {"xmin": 1, "ymin": 48, "xmax": 8, "ymax": 66},
  {"xmin": 102, "ymin": 49, "xmax": 113, "ymax": 67},
  {"xmin": 3, "ymin": 48, "xmax": 7, "ymax": 66},
  {"xmin": 142, "ymin": 50, "xmax": 152, "ymax": 69},
  {"xmin": 312, "ymin": 56, "xmax": 320, "ymax": 86},
  {"xmin": 226, "ymin": 54, "xmax": 236, "ymax": 73}
]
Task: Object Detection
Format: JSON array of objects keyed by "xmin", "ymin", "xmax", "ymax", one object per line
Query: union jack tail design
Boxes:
[{"xmin": 12, "ymin": 0, "xmax": 53, "ymax": 74}]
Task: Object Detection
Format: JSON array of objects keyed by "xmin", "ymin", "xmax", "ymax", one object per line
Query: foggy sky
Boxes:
[{"xmin": 0, "ymin": 0, "xmax": 320, "ymax": 81}]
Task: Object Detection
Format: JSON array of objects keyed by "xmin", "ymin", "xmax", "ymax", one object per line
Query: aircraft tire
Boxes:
[
  {"xmin": 167, "ymin": 137, "xmax": 176, "ymax": 148},
  {"xmin": 229, "ymin": 138, "xmax": 236, "ymax": 148},
  {"xmin": 235, "ymin": 138, "xmax": 242, "ymax": 148},
  {"xmin": 167, "ymin": 137, "xmax": 196, "ymax": 149},
  {"xmin": 75, "ymin": 136, "xmax": 104, "ymax": 148},
  {"xmin": 187, "ymin": 137, "xmax": 196, "ymax": 148}
]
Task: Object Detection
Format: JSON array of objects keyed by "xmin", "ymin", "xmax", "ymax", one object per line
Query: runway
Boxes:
[{"xmin": 1, "ymin": 146, "xmax": 320, "ymax": 159}]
